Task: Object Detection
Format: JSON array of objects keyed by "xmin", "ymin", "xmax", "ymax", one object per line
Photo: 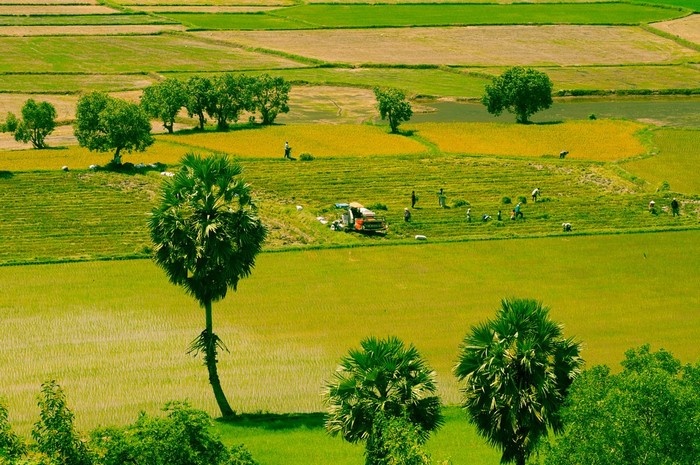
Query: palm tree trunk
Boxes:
[{"xmin": 204, "ymin": 299, "xmax": 235, "ymax": 418}]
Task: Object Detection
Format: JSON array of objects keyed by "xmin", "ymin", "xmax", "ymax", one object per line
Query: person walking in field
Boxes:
[
  {"xmin": 532, "ymin": 187, "xmax": 540, "ymax": 202},
  {"xmin": 284, "ymin": 141, "xmax": 291, "ymax": 159},
  {"xmin": 671, "ymin": 198, "xmax": 680, "ymax": 216},
  {"xmin": 514, "ymin": 202, "xmax": 523, "ymax": 219},
  {"xmin": 411, "ymin": 190, "xmax": 417, "ymax": 208},
  {"xmin": 404, "ymin": 208, "xmax": 411, "ymax": 222}
]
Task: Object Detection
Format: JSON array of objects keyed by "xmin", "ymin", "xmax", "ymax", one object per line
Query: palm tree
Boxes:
[
  {"xmin": 454, "ymin": 298, "xmax": 583, "ymax": 465},
  {"xmin": 149, "ymin": 153, "xmax": 267, "ymax": 418},
  {"xmin": 323, "ymin": 336, "xmax": 443, "ymax": 465}
]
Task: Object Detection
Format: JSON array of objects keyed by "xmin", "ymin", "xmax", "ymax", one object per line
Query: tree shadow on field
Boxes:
[
  {"xmin": 216, "ymin": 411, "xmax": 326, "ymax": 431},
  {"xmin": 531, "ymin": 119, "xmax": 564, "ymax": 125},
  {"xmin": 0, "ymin": 171, "xmax": 13, "ymax": 179}
]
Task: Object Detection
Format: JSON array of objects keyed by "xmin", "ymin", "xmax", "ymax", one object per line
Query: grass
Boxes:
[
  {"xmin": 255, "ymin": 4, "xmax": 688, "ymax": 29},
  {"xmin": 0, "ymin": 73, "xmax": 154, "ymax": 93},
  {"xmin": 0, "ymin": 35, "xmax": 304, "ymax": 73},
  {"xmin": 1, "ymin": 231, "xmax": 699, "ymax": 435},
  {"xmin": 621, "ymin": 128, "xmax": 700, "ymax": 194},
  {"xmin": 0, "ymin": 13, "xmax": 176, "ymax": 27},
  {"xmin": 161, "ymin": 12, "xmax": 313, "ymax": 30}
]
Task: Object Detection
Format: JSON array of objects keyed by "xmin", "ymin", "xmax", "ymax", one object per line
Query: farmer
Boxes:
[
  {"xmin": 531, "ymin": 187, "xmax": 540, "ymax": 202},
  {"xmin": 648, "ymin": 200, "xmax": 656, "ymax": 214},
  {"xmin": 404, "ymin": 208, "xmax": 411, "ymax": 222},
  {"xmin": 671, "ymin": 198, "xmax": 680, "ymax": 216},
  {"xmin": 497, "ymin": 210, "xmax": 502, "ymax": 221},
  {"xmin": 466, "ymin": 208, "xmax": 471, "ymax": 222},
  {"xmin": 411, "ymin": 190, "xmax": 417, "ymax": 208},
  {"xmin": 437, "ymin": 188, "xmax": 446, "ymax": 208},
  {"xmin": 284, "ymin": 141, "xmax": 291, "ymax": 159},
  {"xmin": 514, "ymin": 202, "xmax": 523, "ymax": 219}
]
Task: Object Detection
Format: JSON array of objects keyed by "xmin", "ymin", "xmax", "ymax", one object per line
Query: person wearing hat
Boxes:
[{"xmin": 404, "ymin": 208, "xmax": 411, "ymax": 222}]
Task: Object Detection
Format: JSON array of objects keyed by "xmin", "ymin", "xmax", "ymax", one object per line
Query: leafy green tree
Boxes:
[
  {"xmin": 0, "ymin": 398, "xmax": 26, "ymax": 462},
  {"xmin": 368, "ymin": 412, "xmax": 432, "ymax": 465},
  {"xmin": 454, "ymin": 298, "xmax": 583, "ymax": 465},
  {"xmin": 1, "ymin": 99, "xmax": 57, "ymax": 149},
  {"xmin": 542, "ymin": 345, "xmax": 700, "ymax": 465},
  {"xmin": 250, "ymin": 74, "xmax": 290, "ymax": 125},
  {"xmin": 32, "ymin": 380, "xmax": 93, "ymax": 465},
  {"xmin": 141, "ymin": 78, "xmax": 186, "ymax": 134},
  {"xmin": 184, "ymin": 76, "xmax": 214, "ymax": 131},
  {"xmin": 207, "ymin": 74, "xmax": 255, "ymax": 130},
  {"xmin": 374, "ymin": 87, "xmax": 413, "ymax": 133},
  {"xmin": 482, "ymin": 67, "xmax": 553, "ymax": 124},
  {"xmin": 324, "ymin": 336, "xmax": 443, "ymax": 465},
  {"xmin": 149, "ymin": 153, "xmax": 267, "ymax": 418},
  {"xmin": 74, "ymin": 92, "xmax": 154, "ymax": 164}
]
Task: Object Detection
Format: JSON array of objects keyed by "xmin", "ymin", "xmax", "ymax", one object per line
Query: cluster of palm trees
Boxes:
[{"xmin": 148, "ymin": 153, "xmax": 583, "ymax": 465}]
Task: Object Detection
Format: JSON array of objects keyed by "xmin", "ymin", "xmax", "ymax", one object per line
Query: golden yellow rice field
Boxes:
[
  {"xmin": 0, "ymin": 24, "xmax": 186, "ymax": 36},
  {"xmin": 161, "ymin": 124, "xmax": 428, "ymax": 158},
  {"xmin": 0, "ymin": 5, "xmax": 118, "ymax": 14},
  {"xmin": 198, "ymin": 26, "xmax": 700, "ymax": 66},
  {"xmin": 409, "ymin": 120, "xmax": 648, "ymax": 161}
]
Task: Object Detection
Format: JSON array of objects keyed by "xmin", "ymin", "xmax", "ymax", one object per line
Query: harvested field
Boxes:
[
  {"xmin": 114, "ymin": 0, "xmax": 292, "ymax": 5},
  {"xmin": 199, "ymin": 26, "xmax": 700, "ymax": 67},
  {"xmin": 0, "ymin": 0, "xmax": 95, "ymax": 3},
  {"xmin": 0, "ymin": 14, "xmax": 178, "ymax": 27},
  {"xmin": 0, "ymin": 25, "xmax": 186, "ymax": 36},
  {"xmin": 408, "ymin": 120, "xmax": 647, "ymax": 161},
  {"xmin": 0, "ymin": 35, "xmax": 305, "ymax": 73},
  {"xmin": 0, "ymin": 5, "xmax": 118, "ymax": 14},
  {"xmin": 542, "ymin": 65, "xmax": 700, "ymax": 91},
  {"xmin": 0, "ymin": 93, "xmax": 77, "ymax": 123},
  {"xmin": 278, "ymin": 85, "xmax": 378, "ymax": 124},
  {"xmin": 0, "ymin": 73, "xmax": 154, "ymax": 93},
  {"xmin": 651, "ymin": 14, "xmax": 700, "ymax": 45}
]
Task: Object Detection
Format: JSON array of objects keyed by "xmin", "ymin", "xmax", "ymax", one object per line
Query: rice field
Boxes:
[
  {"xmin": 198, "ymin": 26, "xmax": 700, "ymax": 67},
  {"xmin": 0, "ymin": 73, "xmax": 154, "ymax": 93},
  {"xmin": 1, "ymin": 232, "xmax": 698, "ymax": 434},
  {"xmin": 0, "ymin": 14, "xmax": 178, "ymax": 27},
  {"xmin": 651, "ymin": 14, "xmax": 700, "ymax": 44},
  {"xmin": 408, "ymin": 120, "xmax": 648, "ymax": 161},
  {"xmin": 0, "ymin": 5, "xmax": 118, "ymax": 14}
]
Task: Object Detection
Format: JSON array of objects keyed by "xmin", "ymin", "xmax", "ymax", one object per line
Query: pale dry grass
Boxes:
[
  {"xmin": 0, "ymin": 24, "xmax": 186, "ymax": 36},
  {"xmin": 409, "ymin": 120, "xmax": 647, "ymax": 161},
  {"xmin": 279, "ymin": 85, "xmax": 378, "ymax": 125},
  {"xmin": 114, "ymin": 0, "xmax": 291, "ymax": 5},
  {"xmin": 651, "ymin": 14, "xmax": 700, "ymax": 45},
  {"xmin": 0, "ymin": 0, "xmax": 94, "ymax": 3},
  {"xmin": 543, "ymin": 65, "xmax": 700, "ymax": 91},
  {"xmin": 0, "ymin": 5, "xmax": 117, "ymax": 14},
  {"xmin": 0, "ymin": 93, "xmax": 77, "ymax": 123},
  {"xmin": 200, "ymin": 26, "xmax": 700, "ymax": 66}
]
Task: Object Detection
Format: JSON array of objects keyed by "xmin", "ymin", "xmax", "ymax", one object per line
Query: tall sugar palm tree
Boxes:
[
  {"xmin": 454, "ymin": 298, "xmax": 583, "ymax": 465},
  {"xmin": 149, "ymin": 153, "xmax": 267, "ymax": 418},
  {"xmin": 324, "ymin": 336, "xmax": 443, "ymax": 465}
]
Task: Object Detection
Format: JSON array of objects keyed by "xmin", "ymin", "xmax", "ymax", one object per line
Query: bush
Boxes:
[
  {"xmin": 501, "ymin": 196, "xmax": 512, "ymax": 205},
  {"xmin": 0, "ymin": 399, "xmax": 26, "ymax": 462},
  {"xmin": 368, "ymin": 203, "xmax": 388, "ymax": 211},
  {"xmin": 588, "ymin": 113, "xmax": 597, "ymax": 120},
  {"xmin": 452, "ymin": 199, "xmax": 469, "ymax": 208},
  {"xmin": 299, "ymin": 153, "xmax": 314, "ymax": 161},
  {"xmin": 517, "ymin": 196, "xmax": 528, "ymax": 204},
  {"xmin": 657, "ymin": 180, "xmax": 671, "ymax": 192}
]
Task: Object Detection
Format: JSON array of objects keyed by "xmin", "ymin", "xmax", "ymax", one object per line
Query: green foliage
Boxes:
[
  {"xmin": 149, "ymin": 152, "xmax": 267, "ymax": 417},
  {"xmin": 184, "ymin": 76, "xmax": 214, "ymax": 131},
  {"xmin": 367, "ymin": 413, "xmax": 431, "ymax": 465},
  {"xmin": 454, "ymin": 298, "xmax": 583, "ymax": 465},
  {"xmin": 74, "ymin": 92, "xmax": 154, "ymax": 164},
  {"xmin": 298, "ymin": 152, "xmax": 314, "ymax": 161},
  {"xmin": 207, "ymin": 74, "xmax": 256, "ymax": 130},
  {"xmin": 542, "ymin": 345, "xmax": 700, "ymax": 465},
  {"xmin": 374, "ymin": 87, "xmax": 413, "ymax": 133},
  {"xmin": 657, "ymin": 180, "xmax": 671, "ymax": 192},
  {"xmin": 1, "ymin": 112, "xmax": 19, "ymax": 134},
  {"xmin": 32, "ymin": 380, "xmax": 93, "ymax": 465},
  {"xmin": 482, "ymin": 67, "xmax": 553, "ymax": 124},
  {"xmin": 90, "ymin": 401, "xmax": 254, "ymax": 465},
  {"xmin": 250, "ymin": 74, "xmax": 291, "ymax": 125},
  {"xmin": 141, "ymin": 78, "xmax": 186, "ymax": 134},
  {"xmin": 0, "ymin": 398, "xmax": 26, "ymax": 462},
  {"xmin": 323, "ymin": 336, "xmax": 443, "ymax": 465},
  {"xmin": 1, "ymin": 100, "xmax": 56, "ymax": 149},
  {"xmin": 452, "ymin": 199, "xmax": 469, "ymax": 208},
  {"xmin": 501, "ymin": 196, "xmax": 512, "ymax": 205},
  {"xmin": 367, "ymin": 202, "xmax": 388, "ymax": 211},
  {"xmin": 517, "ymin": 196, "xmax": 527, "ymax": 204}
]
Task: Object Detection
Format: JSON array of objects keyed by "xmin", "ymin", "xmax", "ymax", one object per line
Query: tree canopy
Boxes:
[
  {"xmin": 374, "ymin": 87, "xmax": 413, "ymax": 133},
  {"xmin": 140, "ymin": 78, "xmax": 186, "ymax": 134},
  {"xmin": 2, "ymin": 99, "xmax": 57, "ymax": 149},
  {"xmin": 74, "ymin": 92, "xmax": 153, "ymax": 164},
  {"xmin": 324, "ymin": 336, "xmax": 442, "ymax": 465},
  {"xmin": 251, "ymin": 74, "xmax": 291, "ymax": 125},
  {"xmin": 482, "ymin": 67, "xmax": 553, "ymax": 124},
  {"xmin": 207, "ymin": 73, "xmax": 255, "ymax": 130},
  {"xmin": 542, "ymin": 345, "xmax": 700, "ymax": 465},
  {"xmin": 454, "ymin": 298, "xmax": 583, "ymax": 465}
]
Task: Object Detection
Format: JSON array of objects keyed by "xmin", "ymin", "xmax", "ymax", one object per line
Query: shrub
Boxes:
[
  {"xmin": 299, "ymin": 153, "xmax": 314, "ymax": 161},
  {"xmin": 0, "ymin": 398, "xmax": 26, "ymax": 462},
  {"xmin": 501, "ymin": 196, "xmax": 512, "ymax": 205},
  {"xmin": 657, "ymin": 180, "xmax": 671, "ymax": 192},
  {"xmin": 517, "ymin": 196, "xmax": 528, "ymax": 204},
  {"xmin": 368, "ymin": 203, "xmax": 388, "ymax": 211},
  {"xmin": 452, "ymin": 199, "xmax": 469, "ymax": 208},
  {"xmin": 588, "ymin": 113, "xmax": 597, "ymax": 120}
]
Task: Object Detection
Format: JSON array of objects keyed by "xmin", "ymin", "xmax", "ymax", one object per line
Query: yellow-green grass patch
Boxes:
[
  {"xmin": 0, "ymin": 5, "xmax": 119, "ymax": 14},
  {"xmin": 409, "ymin": 120, "xmax": 648, "ymax": 161},
  {"xmin": 0, "ymin": 34, "xmax": 305, "ymax": 73},
  {"xmin": 542, "ymin": 65, "xmax": 700, "ymax": 92},
  {"xmin": 621, "ymin": 128, "xmax": 700, "ymax": 194},
  {"xmin": 114, "ymin": 0, "xmax": 293, "ymax": 5},
  {"xmin": 135, "ymin": 6, "xmax": 281, "ymax": 13},
  {"xmin": 651, "ymin": 14, "xmax": 700, "ymax": 45},
  {"xmin": 1, "ymin": 232, "xmax": 698, "ymax": 433},
  {"xmin": 197, "ymin": 26, "xmax": 700, "ymax": 67},
  {"xmin": 159, "ymin": 124, "xmax": 429, "ymax": 158},
  {"xmin": 1, "ymin": 0, "xmax": 95, "ymax": 3}
]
